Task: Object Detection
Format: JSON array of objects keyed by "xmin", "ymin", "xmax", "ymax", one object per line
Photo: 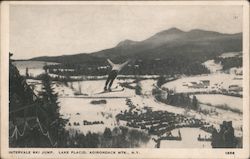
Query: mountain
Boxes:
[
  {"xmin": 31, "ymin": 27, "xmax": 242, "ymax": 63},
  {"xmin": 90, "ymin": 28, "xmax": 241, "ymax": 60},
  {"xmin": 30, "ymin": 28, "xmax": 242, "ymax": 75}
]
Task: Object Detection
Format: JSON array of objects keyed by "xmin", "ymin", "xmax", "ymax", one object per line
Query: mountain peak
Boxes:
[
  {"xmin": 116, "ymin": 39, "xmax": 137, "ymax": 47},
  {"xmin": 168, "ymin": 27, "xmax": 184, "ymax": 32},
  {"xmin": 156, "ymin": 27, "xmax": 184, "ymax": 35}
]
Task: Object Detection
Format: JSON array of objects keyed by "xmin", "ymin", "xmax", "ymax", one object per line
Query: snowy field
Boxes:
[
  {"xmin": 160, "ymin": 128, "xmax": 212, "ymax": 148},
  {"xmin": 59, "ymin": 97, "xmax": 128, "ymax": 134},
  {"xmin": 69, "ymin": 79, "xmax": 135, "ymax": 97},
  {"xmin": 15, "ymin": 61, "xmax": 243, "ymax": 148},
  {"xmin": 162, "ymin": 73, "xmax": 242, "ymax": 93},
  {"xmin": 219, "ymin": 52, "xmax": 242, "ymax": 58},
  {"xmin": 198, "ymin": 104, "xmax": 242, "ymax": 137},
  {"xmin": 26, "ymin": 78, "xmax": 243, "ymax": 145},
  {"xmin": 60, "ymin": 79, "xmax": 242, "ymax": 137},
  {"xmin": 202, "ymin": 52, "xmax": 242, "ymax": 74},
  {"xmin": 203, "ymin": 60, "xmax": 222, "ymax": 73},
  {"xmin": 26, "ymin": 78, "xmax": 243, "ymax": 143},
  {"xmin": 195, "ymin": 94, "xmax": 242, "ymax": 112}
]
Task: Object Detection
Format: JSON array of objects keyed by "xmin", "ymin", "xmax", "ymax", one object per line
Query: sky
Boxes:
[{"xmin": 9, "ymin": 4, "xmax": 243, "ymax": 59}]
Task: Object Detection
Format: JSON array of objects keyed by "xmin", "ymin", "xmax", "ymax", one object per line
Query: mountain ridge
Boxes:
[{"xmin": 30, "ymin": 28, "xmax": 242, "ymax": 66}]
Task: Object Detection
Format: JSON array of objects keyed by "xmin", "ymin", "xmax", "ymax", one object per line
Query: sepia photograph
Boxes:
[{"xmin": 1, "ymin": 1, "xmax": 249, "ymax": 159}]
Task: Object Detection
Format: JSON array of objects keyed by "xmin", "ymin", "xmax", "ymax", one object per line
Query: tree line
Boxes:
[
  {"xmin": 44, "ymin": 57, "xmax": 210, "ymax": 76},
  {"xmin": 214, "ymin": 56, "xmax": 242, "ymax": 70},
  {"xmin": 152, "ymin": 88, "xmax": 199, "ymax": 111}
]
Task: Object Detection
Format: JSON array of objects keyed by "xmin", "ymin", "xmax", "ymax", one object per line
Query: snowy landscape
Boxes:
[
  {"xmin": 4, "ymin": 5, "xmax": 250, "ymax": 159},
  {"xmin": 12, "ymin": 51, "xmax": 243, "ymax": 148},
  {"xmin": 8, "ymin": 3, "xmax": 244, "ymax": 149}
]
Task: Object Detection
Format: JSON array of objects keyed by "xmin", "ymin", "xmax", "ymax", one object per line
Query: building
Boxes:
[
  {"xmin": 230, "ymin": 67, "xmax": 243, "ymax": 76},
  {"xmin": 201, "ymin": 80, "xmax": 210, "ymax": 87},
  {"xmin": 187, "ymin": 81, "xmax": 206, "ymax": 88},
  {"xmin": 228, "ymin": 85, "xmax": 243, "ymax": 92}
]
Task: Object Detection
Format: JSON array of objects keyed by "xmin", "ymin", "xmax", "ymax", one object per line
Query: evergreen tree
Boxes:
[
  {"xmin": 39, "ymin": 72, "xmax": 68, "ymax": 146},
  {"xmin": 135, "ymin": 82, "xmax": 142, "ymax": 95},
  {"xmin": 103, "ymin": 128, "xmax": 112, "ymax": 139},
  {"xmin": 192, "ymin": 95, "xmax": 199, "ymax": 110},
  {"xmin": 157, "ymin": 76, "xmax": 166, "ymax": 87},
  {"xmin": 25, "ymin": 67, "xmax": 29, "ymax": 78}
]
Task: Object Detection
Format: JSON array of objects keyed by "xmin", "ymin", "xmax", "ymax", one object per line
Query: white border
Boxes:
[{"xmin": 1, "ymin": 1, "xmax": 249, "ymax": 159}]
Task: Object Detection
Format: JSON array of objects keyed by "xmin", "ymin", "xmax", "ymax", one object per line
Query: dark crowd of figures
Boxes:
[
  {"xmin": 116, "ymin": 98, "xmax": 208, "ymax": 136},
  {"xmin": 116, "ymin": 99, "xmax": 241, "ymax": 148},
  {"xmin": 116, "ymin": 107, "xmax": 207, "ymax": 136}
]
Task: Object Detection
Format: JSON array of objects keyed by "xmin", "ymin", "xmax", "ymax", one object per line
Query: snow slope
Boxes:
[
  {"xmin": 195, "ymin": 94, "xmax": 242, "ymax": 112},
  {"xmin": 203, "ymin": 60, "xmax": 222, "ymax": 73},
  {"xmin": 219, "ymin": 52, "xmax": 242, "ymax": 58}
]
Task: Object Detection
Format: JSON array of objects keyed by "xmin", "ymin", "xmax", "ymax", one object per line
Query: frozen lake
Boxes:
[{"xmin": 13, "ymin": 61, "xmax": 58, "ymax": 77}]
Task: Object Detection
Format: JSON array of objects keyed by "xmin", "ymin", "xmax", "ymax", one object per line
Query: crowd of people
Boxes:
[{"xmin": 116, "ymin": 99, "xmax": 208, "ymax": 136}]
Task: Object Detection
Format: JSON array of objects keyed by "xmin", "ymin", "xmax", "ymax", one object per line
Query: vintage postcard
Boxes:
[{"xmin": 1, "ymin": 1, "xmax": 249, "ymax": 159}]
